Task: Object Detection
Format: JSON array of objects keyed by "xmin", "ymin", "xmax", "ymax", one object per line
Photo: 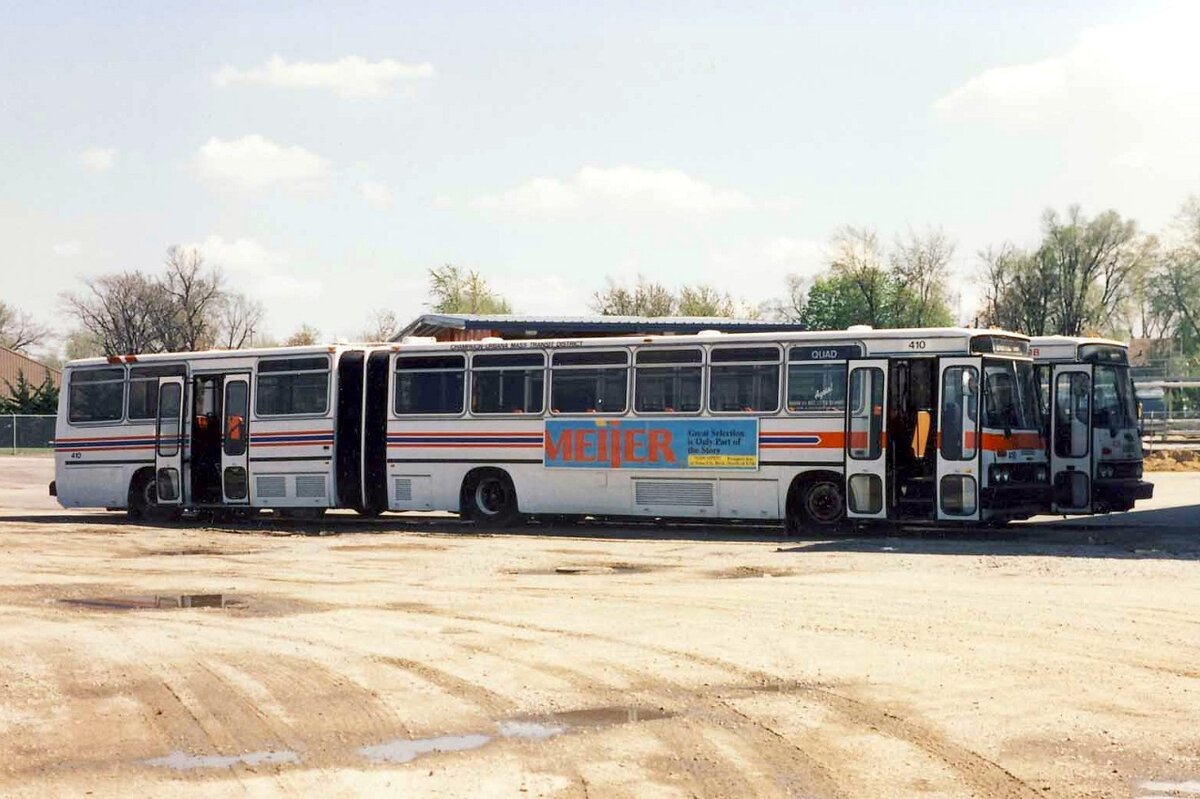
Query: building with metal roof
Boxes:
[
  {"xmin": 394, "ymin": 313, "xmax": 806, "ymax": 342},
  {"xmin": 0, "ymin": 347, "xmax": 60, "ymax": 391}
]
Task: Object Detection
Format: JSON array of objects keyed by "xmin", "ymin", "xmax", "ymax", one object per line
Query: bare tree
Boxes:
[
  {"xmin": 216, "ymin": 293, "xmax": 265, "ymax": 349},
  {"xmin": 977, "ymin": 245, "xmax": 1055, "ymax": 335},
  {"xmin": 890, "ymin": 228, "xmax": 955, "ymax": 327},
  {"xmin": 590, "ymin": 276, "xmax": 676, "ymax": 316},
  {"xmin": 762, "ymin": 274, "xmax": 808, "ymax": 322},
  {"xmin": 62, "ymin": 272, "xmax": 165, "ymax": 355},
  {"xmin": 284, "ymin": 324, "xmax": 321, "ymax": 346},
  {"xmin": 157, "ymin": 246, "xmax": 225, "ymax": 350},
  {"xmin": 359, "ymin": 308, "xmax": 402, "ymax": 341},
  {"xmin": 1039, "ymin": 206, "xmax": 1154, "ymax": 336},
  {"xmin": 0, "ymin": 301, "xmax": 51, "ymax": 352},
  {"xmin": 428, "ymin": 264, "xmax": 512, "ymax": 314}
]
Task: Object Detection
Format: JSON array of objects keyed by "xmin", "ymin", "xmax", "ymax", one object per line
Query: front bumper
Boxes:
[
  {"xmin": 982, "ymin": 483, "xmax": 1051, "ymax": 514},
  {"xmin": 1093, "ymin": 478, "xmax": 1153, "ymax": 511}
]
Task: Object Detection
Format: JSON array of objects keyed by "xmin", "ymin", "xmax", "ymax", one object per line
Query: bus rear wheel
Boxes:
[
  {"xmin": 786, "ymin": 476, "xmax": 846, "ymax": 535},
  {"xmin": 462, "ymin": 470, "xmax": 521, "ymax": 528}
]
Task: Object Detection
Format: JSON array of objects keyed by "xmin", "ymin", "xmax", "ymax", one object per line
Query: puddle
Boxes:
[
  {"xmin": 359, "ymin": 733, "xmax": 492, "ymax": 764},
  {"xmin": 496, "ymin": 720, "xmax": 569, "ymax": 740},
  {"xmin": 515, "ymin": 562, "xmax": 661, "ymax": 576},
  {"xmin": 708, "ymin": 565, "xmax": 795, "ymax": 579},
  {"xmin": 142, "ymin": 749, "xmax": 300, "ymax": 770},
  {"xmin": 55, "ymin": 590, "xmax": 328, "ymax": 617},
  {"xmin": 133, "ymin": 548, "xmax": 256, "ymax": 557},
  {"xmin": 60, "ymin": 593, "xmax": 236, "ymax": 610},
  {"xmin": 359, "ymin": 705, "xmax": 672, "ymax": 765}
]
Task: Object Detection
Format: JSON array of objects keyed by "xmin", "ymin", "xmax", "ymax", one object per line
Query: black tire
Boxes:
[
  {"xmin": 786, "ymin": 476, "xmax": 846, "ymax": 535},
  {"xmin": 462, "ymin": 470, "xmax": 521, "ymax": 528},
  {"xmin": 127, "ymin": 470, "xmax": 179, "ymax": 523}
]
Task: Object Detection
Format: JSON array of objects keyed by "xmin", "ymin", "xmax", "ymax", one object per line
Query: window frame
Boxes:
[
  {"xmin": 126, "ymin": 363, "xmax": 188, "ymax": 421},
  {"xmin": 254, "ymin": 355, "xmax": 332, "ymax": 418},
  {"xmin": 706, "ymin": 344, "xmax": 783, "ymax": 415},
  {"xmin": 468, "ymin": 351, "xmax": 546, "ymax": 417},
  {"xmin": 784, "ymin": 360, "xmax": 849, "ymax": 416},
  {"xmin": 549, "ymin": 348, "xmax": 631, "ymax": 416},
  {"xmin": 67, "ymin": 366, "xmax": 127, "ymax": 425},
  {"xmin": 632, "ymin": 346, "xmax": 705, "ymax": 416},
  {"xmin": 393, "ymin": 353, "xmax": 468, "ymax": 417}
]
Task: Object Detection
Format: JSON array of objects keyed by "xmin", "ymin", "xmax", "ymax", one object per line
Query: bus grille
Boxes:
[
  {"xmin": 255, "ymin": 475, "xmax": 286, "ymax": 499},
  {"xmin": 634, "ymin": 480, "xmax": 715, "ymax": 508},
  {"xmin": 295, "ymin": 475, "xmax": 327, "ymax": 498},
  {"xmin": 394, "ymin": 478, "xmax": 413, "ymax": 502}
]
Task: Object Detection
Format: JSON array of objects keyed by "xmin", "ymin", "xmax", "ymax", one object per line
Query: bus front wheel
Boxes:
[
  {"xmin": 127, "ymin": 469, "xmax": 178, "ymax": 523},
  {"xmin": 786, "ymin": 475, "xmax": 846, "ymax": 535},
  {"xmin": 462, "ymin": 470, "xmax": 521, "ymax": 528}
]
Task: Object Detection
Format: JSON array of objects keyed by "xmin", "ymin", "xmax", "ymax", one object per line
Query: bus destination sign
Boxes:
[{"xmin": 544, "ymin": 418, "xmax": 759, "ymax": 470}]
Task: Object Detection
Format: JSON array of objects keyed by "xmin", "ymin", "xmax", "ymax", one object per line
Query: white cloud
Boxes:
[
  {"xmin": 214, "ymin": 55, "xmax": 434, "ymax": 99},
  {"xmin": 934, "ymin": 4, "xmax": 1200, "ymax": 176},
  {"xmin": 51, "ymin": 241, "xmax": 81, "ymax": 257},
  {"xmin": 760, "ymin": 236, "xmax": 825, "ymax": 269},
  {"xmin": 79, "ymin": 147, "xmax": 116, "ymax": 172},
  {"xmin": 360, "ymin": 181, "xmax": 395, "ymax": 208},
  {"xmin": 465, "ymin": 165, "xmax": 759, "ymax": 215},
  {"xmin": 193, "ymin": 135, "xmax": 329, "ymax": 192},
  {"xmin": 184, "ymin": 235, "xmax": 322, "ymax": 299}
]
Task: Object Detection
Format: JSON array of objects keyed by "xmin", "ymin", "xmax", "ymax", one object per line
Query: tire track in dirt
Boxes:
[{"xmin": 402, "ymin": 605, "xmax": 1038, "ymax": 798}]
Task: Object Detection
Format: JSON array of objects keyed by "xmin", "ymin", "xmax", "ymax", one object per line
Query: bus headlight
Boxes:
[
  {"xmin": 1034, "ymin": 465, "xmax": 1048, "ymax": 483},
  {"xmin": 991, "ymin": 466, "xmax": 1011, "ymax": 484},
  {"xmin": 1098, "ymin": 464, "xmax": 1115, "ymax": 479}
]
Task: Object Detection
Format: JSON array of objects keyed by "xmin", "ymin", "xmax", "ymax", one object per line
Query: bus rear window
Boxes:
[
  {"xmin": 69, "ymin": 368, "xmax": 125, "ymax": 423},
  {"xmin": 256, "ymin": 357, "xmax": 329, "ymax": 416}
]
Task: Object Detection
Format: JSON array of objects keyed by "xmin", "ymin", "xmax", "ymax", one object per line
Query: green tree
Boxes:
[
  {"xmin": 677, "ymin": 284, "xmax": 736, "ymax": 317},
  {"xmin": 0, "ymin": 371, "xmax": 58, "ymax": 414},
  {"xmin": 427, "ymin": 264, "xmax": 513, "ymax": 314}
]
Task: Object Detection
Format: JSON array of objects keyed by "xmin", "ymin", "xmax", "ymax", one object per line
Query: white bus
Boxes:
[
  {"xmin": 52, "ymin": 327, "xmax": 1050, "ymax": 530},
  {"xmin": 1029, "ymin": 336, "xmax": 1153, "ymax": 513}
]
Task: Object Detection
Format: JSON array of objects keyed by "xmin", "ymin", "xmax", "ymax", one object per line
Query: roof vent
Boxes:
[
  {"xmin": 480, "ymin": 337, "xmax": 504, "ymax": 343},
  {"xmin": 846, "ymin": 325, "xmax": 874, "ymax": 332},
  {"xmin": 697, "ymin": 329, "xmax": 723, "ymax": 336},
  {"xmin": 400, "ymin": 336, "xmax": 437, "ymax": 345}
]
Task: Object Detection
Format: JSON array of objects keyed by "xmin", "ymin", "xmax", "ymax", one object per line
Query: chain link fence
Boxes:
[{"xmin": 0, "ymin": 414, "xmax": 56, "ymax": 454}]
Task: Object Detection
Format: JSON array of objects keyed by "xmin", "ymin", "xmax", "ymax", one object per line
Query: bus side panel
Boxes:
[
  {"xmin": 54, "ymin": 416, "xmax": 158, "ymax": 509},
  {"xmin": 247, "ymin": 415, "xmax": 335, "ymax": 508}
]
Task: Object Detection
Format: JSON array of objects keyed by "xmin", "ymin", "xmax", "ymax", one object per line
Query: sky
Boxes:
[{"xmin": 2, "ymin": 0, "xmax": 1198, "ymax": 346}]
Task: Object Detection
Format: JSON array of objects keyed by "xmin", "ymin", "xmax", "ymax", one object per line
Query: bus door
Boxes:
[
  {"xmin": 1049, "ymin": 364, "xmax": 1092, "ymax": 513},
  {"xmin": 936, "ymin": 358, "xmax": 981, "ymax": 521},
  {"xmin": 154, "ymin": 376, "xmax": 186, "ymax": 506},
  {"xmin": 844, "ymin": 360, "xmax": 888, "ymax": 520},
  {"xmin": 221, "ymin": 374, "xmax": 251, "ymax": 504}
]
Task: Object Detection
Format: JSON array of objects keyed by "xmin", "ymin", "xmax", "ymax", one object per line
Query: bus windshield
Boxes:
[
  {"xmin": 1093, "ymin": 364, "xmax": 1138, "ymax": 431},
  {"xmin": 983, "ymin": 360, "xmax": 1041, "ymax": 431}
]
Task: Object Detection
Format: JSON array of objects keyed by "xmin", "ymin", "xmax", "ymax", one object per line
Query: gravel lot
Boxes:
[{"xmin": 1, "ymin": 456, "xmax": 1198, "ymax": 798}]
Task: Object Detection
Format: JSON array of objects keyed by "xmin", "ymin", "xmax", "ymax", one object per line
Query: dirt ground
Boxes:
[{"xmin": 1, "ymin": 457, "xmax": 1198, "ymax": 798}]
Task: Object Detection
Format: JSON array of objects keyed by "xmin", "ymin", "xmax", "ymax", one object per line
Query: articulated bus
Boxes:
[
  {"xmin": 52, "ymin": 327, "xmax": 1053, "ymax": 530},
  {"xmin": 1030, "ymin": 336, "xmax": 1153, "ymax": 514}
]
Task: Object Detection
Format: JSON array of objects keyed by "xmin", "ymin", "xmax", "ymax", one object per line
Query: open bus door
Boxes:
[
  {"xmin": 154, "ymin": 376, "xmax": 186, "ymax": 506},
  {"xmin": 221, "ymin": 375, "xmax": 250, "ymax": 504},
  {"xmin": 936, "ymin": 358, "xmax": 982, "ymax": 521},
  {"xmin": 1050, "ymin": 364, "xmax": 1093, "ymax": 513},
  {"xmin": 844, "ymin": 360, "xmax": 888, "ymax": 520}
]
